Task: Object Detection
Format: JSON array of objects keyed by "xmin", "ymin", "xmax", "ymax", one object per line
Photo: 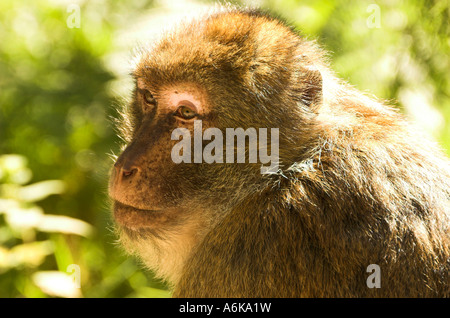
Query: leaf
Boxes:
[
  {"xmin": 18, "ymin": 180, "xmax": 66, "ymax": 202},
  {"xmin": 0, "ymin": 241, "xmax": 54, "ymax": 271},
  {"xmin": 32, "ymin": 271, "xmax": 82, "ymax": 298}
]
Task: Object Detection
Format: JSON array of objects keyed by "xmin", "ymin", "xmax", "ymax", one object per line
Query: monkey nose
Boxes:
[
  {"xmin": 122, "ymin": 168, "xmax": 136, "ymax": 177},
  {"xmin": 114, "ymin": 162, "xmax": 139, "ymax": 178}
]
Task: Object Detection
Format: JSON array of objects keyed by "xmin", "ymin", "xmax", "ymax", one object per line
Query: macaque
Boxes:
[{"xmin": 109, "ymin": 7, "xmax": 450, "ymax": 297}]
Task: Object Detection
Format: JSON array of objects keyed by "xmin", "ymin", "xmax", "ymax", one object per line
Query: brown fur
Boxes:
[{"xmin": 109, "ymin": 7, "xmax": 450, "ymax": 297}]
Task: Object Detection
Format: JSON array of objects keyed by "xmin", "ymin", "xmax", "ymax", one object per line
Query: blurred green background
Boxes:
[{"xmin": 0, "ymin": 0, "xmax": 449, "ymax": 297}]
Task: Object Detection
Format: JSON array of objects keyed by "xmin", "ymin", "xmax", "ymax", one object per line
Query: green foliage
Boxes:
[{"xmin": 0, "ymin": 0, "xmax": 169, "ymax": 298}]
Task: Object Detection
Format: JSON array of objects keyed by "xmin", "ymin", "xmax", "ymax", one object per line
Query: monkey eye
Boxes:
[
  {"xmin": 175, "ymin": 105, "xmax": 197, "ymax": 120},
  {"xmin": 142, "ymin": 90, "xmax": 156, "ymax": 105}
]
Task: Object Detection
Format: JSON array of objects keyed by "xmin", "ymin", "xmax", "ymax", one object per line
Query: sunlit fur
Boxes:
[{"xmin": 112, "ymin": 7, "xmax": 450, "ymax": 297}]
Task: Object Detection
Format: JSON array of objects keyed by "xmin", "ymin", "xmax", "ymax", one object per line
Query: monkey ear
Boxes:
[{"xmin": 298, "ymin": 65, "xmax": 323, "ymax": 108}]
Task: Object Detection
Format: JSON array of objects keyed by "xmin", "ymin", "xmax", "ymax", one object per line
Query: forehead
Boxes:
[
  {"xmin": 132, "ymin": 11, "xmax": 298, "ymax": 84},
  {"xmin": 137, "ymin": 78, "xmax": 210, "ymax": 112}
]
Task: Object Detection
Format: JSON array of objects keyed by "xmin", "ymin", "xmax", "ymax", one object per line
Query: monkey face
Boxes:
[
  {"xmin": 109, "ymin": 80, "xmax": 215, "ymax": 231},
  {"xmin": 108, "ymin": 11, "xmax": 322, "ymax": 232}
]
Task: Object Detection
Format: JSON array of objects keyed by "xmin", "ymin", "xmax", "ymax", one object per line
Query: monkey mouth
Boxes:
[
  {"xmin": 114, "ymin": 200, "xmax": 156, "ymax": 213},
  {"xmin": 113, "ymin": 200, "xmax": 181, "ymax": 231},
  {"xmin": 113, "ymin": 201, "xmax": 164, "ymax": 230}
]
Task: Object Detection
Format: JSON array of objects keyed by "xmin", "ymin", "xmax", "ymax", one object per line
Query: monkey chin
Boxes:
[{"xmin": 113, "ymin": 201, "xmax": 206, "ymax": 287}]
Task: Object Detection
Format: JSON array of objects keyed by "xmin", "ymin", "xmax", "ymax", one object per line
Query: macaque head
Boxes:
[{"xmin": 108, "ymin": 8, "xmax": 323, "ymax": 284}]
